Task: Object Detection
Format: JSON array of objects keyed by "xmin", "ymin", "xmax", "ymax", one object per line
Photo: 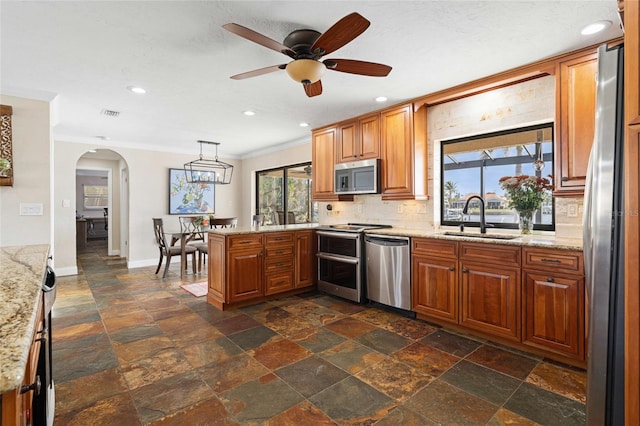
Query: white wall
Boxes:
[
  {"xmin": 0, "ymin": 95, "xmax": 51, "ymax": 247},
  {"xmin": 53, "ymin": 141, "xmax": 243, "ymax": 274}
]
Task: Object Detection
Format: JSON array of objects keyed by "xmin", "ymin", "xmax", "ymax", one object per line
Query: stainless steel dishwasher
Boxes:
[{"xmin": 364, "ymin": 234, "xmax": 410, "ymax": 310}]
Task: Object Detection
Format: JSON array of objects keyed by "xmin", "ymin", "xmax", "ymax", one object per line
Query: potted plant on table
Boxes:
[{"xmin": 499, "ymin": 175, "xmax": 553, "ymax": 234}]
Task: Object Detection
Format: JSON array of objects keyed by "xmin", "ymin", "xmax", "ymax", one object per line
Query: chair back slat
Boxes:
[
  {"xmin": 179, "ymin": 216, "xmax": 205, "ymax": 241},
  {"xmin": 211, "ymin": 217, "xmax": 238, "ymax": 228},
  {"xmin": 152, "ymin": 218, "xmax": 169, "ymax": 251}
]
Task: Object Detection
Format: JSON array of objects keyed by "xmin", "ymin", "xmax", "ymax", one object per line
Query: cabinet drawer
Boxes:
[
  {"xmin": 266, "ymin": 232, "xmax": 294, "ymax": 245},
  {"xmin": 459, "ymin": 242, "xmax": 521, "ymax": 267},
  {"xmin": 265, "ymin": 245, "xmax": 294, "ymax": 258},
  {"xmin": 412, "ymin": 238, "xmax": 458, "ymax": 258},
  {"xmin": 228, "ymin": 234, "xmax": 263, "ymax": 250},
  {"xmin": 523, "ymin": 248, "xmax": 584, "ymax": 275},
  {"xmin": 265, "ymin": 271, "xmax": 295, "ymax": 295},
  {"xmin": 265, "ymin": 256, "xmax": 294, "ymax": 272}
]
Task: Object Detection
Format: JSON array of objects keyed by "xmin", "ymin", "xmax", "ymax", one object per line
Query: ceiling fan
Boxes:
[{"xmin": 222, "ymin": 12, "xmax": 392, "ymax": 97}]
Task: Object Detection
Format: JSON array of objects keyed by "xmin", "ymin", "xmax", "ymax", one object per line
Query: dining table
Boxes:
[{"xmin": 164, "ymin": 229, "xmax": 199, "ymax": 279}]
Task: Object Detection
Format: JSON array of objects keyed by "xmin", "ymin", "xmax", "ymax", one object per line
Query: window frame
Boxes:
[
  {"xmin": 255, "ymin": 161, "xmax": 316, "ymax": 225},
  {"xmin": 440, "ymin": 123, "xmax": 555, "ymax": 232},
  {"xmin": 83, "ymin": 184, "xmax": 109, "ymax": 209}
]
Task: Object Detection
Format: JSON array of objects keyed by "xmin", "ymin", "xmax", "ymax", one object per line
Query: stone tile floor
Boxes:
[{"xmin": 52, "ymin": 240, "xmax": 587, "ymax": 425}]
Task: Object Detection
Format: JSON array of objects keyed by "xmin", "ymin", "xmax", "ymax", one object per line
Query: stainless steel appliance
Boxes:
[
  {"xmin": 316, "ymin": 223, "xmax": 391, "ymax": 302},
  {"xmin": 334, "ymin": 159, "xmax": 380, "ymax": 195},
  {"xmin": 364, "ymin": 234, "xmax": 410, "ymax": 310},
  {"xmin": 583, "ymin": 43, "xmax": 625, "ymax": 426}
]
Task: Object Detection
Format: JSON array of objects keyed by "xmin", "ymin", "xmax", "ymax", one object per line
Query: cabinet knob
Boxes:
[
  {"xmin": 547, "ymin": 277, "xmax": 555, "ymax": 283},
  {"xmin": 462, "ymin": 268, "xmax": 469, "ymax": 273},
  {"xmin": 21, "ymin": 376, "xmax": 41, "ymax": 396},
  {"xmin": 561, "ymin": 177, "xmax": 569, "ymax": 182},
  {"xmin": 449, "ymin": 266, "xmax": 455, "ymax": 271}
]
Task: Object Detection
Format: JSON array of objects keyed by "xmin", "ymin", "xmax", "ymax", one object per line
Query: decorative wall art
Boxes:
[
  {"xmin": 0, "ymin": 105, "xmax": 13, "ymax": 186},
  {"xmin": 168, "ymin": 168, "xmax": 215, "ymax": 215}
]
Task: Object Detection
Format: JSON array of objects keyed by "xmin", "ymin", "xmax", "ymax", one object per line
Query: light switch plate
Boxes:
[
  {"xmin": 62, "ymin": 199, "xmax": 71, "ymax": 208},
  {"xmin": 20, "ymin": 203, "xmax": 43, "ymax": 216}
]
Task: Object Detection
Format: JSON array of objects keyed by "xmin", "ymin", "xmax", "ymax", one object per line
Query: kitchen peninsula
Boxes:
[{"xmin": 0, "ymin": 245, "xmax": 50, "ymax": 425}]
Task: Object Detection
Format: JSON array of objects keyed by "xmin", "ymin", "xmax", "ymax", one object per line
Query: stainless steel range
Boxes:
[{"xmin": 316, "ymin": 223, "xmax": 391, "ymax": 303}]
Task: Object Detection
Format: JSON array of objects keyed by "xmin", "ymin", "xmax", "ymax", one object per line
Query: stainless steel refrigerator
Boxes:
[{"xmin": 583, "ymin": 42, "xmax": 625, "ymax": 426}]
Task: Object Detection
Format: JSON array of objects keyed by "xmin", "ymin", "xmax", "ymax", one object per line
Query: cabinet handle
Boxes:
[
  {"xmin": 449, "ymin": 266, "xmax": 455, "ymax": 271},
  {"xmin": 541, "ymin": 258, "xmax": 561, "ymax": 263},
  {"xmin": 547, "ymin": 277, "xmax": 555, "ymax": 283},
  {"xmin": 21, "ymin": 376, "xmax": 41, "ymax": 396},
  {"xmin": 561, "ymin": 177, "xmax": 569, "ymax": 181},
  {"xmin": 462, "ymin": 268, "xmax": 469, "ymax": 273}
]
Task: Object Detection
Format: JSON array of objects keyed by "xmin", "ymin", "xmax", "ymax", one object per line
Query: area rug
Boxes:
[{"xmin": 180, "ymin": 281, "xmax": 208, "ymax": 297}]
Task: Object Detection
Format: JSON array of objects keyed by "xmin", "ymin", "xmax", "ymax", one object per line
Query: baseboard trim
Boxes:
[
  {"xmin": 127, "ymin": 258, "xmax": 158, "ymax": 269},
  {"xmin": 55, "ymin": 266, "xmax": 78, "ymax": 276}
]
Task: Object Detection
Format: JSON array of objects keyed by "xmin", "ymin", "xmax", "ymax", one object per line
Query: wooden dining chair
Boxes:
[
  {"xmin": 152, "ymin": 218, "xmax": 197, "ymax": 278},
  {"xmin": 193, "ymin": 217, "xmax": 237, "ymax": 271},
  {"xmin": 178, "ymin": 216, "xmax": 205, "ymax": 243}
]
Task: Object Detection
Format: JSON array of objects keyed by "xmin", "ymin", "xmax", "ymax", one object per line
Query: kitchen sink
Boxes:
[{"xmin": 442, "ymin": 231, "xmax": 520, "ymax": 240}]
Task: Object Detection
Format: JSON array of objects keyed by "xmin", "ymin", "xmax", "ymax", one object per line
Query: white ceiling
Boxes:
[{"xmin": 0, "ymin": 1, "xmax": 622, "ymax": 159}]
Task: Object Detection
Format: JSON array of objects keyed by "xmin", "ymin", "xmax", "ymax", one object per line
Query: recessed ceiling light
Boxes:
[
  {"xmin": 299, "ymin": 122, "xmax": 309, "ymax": 127},
  {"xmin": 581, "ymin": 20, "xmax": 611, "ymax": 35},
  {"xmin": 127, "ymin": 85, "xmax": 146, "ymax": 94},
  {"xmin": 375, "ymin": 96, "xmax": 388, "ymax": 103},
  {"xmin": 243, "ymin": 110, "xmax": 255, "ymax": 116}
]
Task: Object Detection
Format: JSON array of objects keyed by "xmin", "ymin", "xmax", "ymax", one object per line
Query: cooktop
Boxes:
[{"xmin": 320, "ymin": 223, "xmax": 392, "ymax": 232}]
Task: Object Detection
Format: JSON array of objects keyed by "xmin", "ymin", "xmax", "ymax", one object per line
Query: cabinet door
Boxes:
[
  {"xmin": 228, "ymin": 248, "xmax": 263, "ymax": 302},
  {"xmin": 460, "ymin": 261, "xmax": 521, "ymax": 341},
  {"xmin": 208, "ymin": 236, "xmax": 226, "ymax": 302},
  {"xmin": 358, "ymin": 113, "xmax": 380, "ymax": 160},
  {"xmin": 312, "ymin": 126, "xmax": 338, "ymax": 201},
  {"xmin": 380, "ymin": 104, "xmax": 414, "ymax": 200},
  {"xmin": 337, "ymin": 121, "xmax": 358, "ymax": 163},
  {"xmin": 555, "ymin": 51, "xmax": 598, "ymax": 195},
  {"xmin": 523, "ymin": 271, "xmax": 584, "ymax": 359},
  {"xmin": 295, "ymin": 230, "xmax": 315, "ymax": 288},
  {"xmin": 412, "ymin": 255, "xmax": 458, "ymax": 323}
]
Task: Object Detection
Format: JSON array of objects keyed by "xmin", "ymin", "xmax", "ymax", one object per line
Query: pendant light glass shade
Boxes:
[
  {"xmin": 184, "ymin": 141, "xmax": 233, "ymax": 184},
  {"xmin": 285, "ymin": 59, "xmax": 325, "ymax": 84}
]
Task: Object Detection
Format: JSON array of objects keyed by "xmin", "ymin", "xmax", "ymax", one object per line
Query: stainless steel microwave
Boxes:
[{"xmin": 334, "ymin": 159, "xmax": 380, "ymax": 195}]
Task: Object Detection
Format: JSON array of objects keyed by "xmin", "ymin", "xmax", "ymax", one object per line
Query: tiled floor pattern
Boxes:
[{"xmin": 52, "ymin": 240, "xmax": 587, "ymax": 425}]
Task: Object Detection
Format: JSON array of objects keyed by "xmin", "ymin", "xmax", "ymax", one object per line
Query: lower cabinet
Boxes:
[
  {"xmin": 460, "ymin": 261, "xmax": 520, "ymax": 341},
  {"xmin": 208, "ymin": 229, "xmax": 316, "ymax": 309},
  {"xmin": 411, "ymin": 238, "xmax": 585, "ymax": 365}
]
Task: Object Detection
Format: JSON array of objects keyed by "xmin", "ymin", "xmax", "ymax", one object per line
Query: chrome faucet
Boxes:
[{"xmin": 463, "ymin": 195, "xmax": 487, "ymax": 234}]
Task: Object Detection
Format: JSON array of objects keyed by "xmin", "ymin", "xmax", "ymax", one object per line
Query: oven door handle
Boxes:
[
  {"xmin": 316, "ymin": 252, "xmax": 360, "ymax": 264},
  {"xmin": 316, "ymin": 231, "xmax": 360, "ymax": 240}
]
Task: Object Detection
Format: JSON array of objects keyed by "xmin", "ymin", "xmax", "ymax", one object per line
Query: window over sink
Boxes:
[{"xmin": 441, "ymin": 122, "xmax": 555, "ymax": 231}]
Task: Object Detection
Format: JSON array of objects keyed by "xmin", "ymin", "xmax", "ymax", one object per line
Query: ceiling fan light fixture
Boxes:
[{"xmin": 285, "ymin": 59, "xmax": 325, "ymax": 84}]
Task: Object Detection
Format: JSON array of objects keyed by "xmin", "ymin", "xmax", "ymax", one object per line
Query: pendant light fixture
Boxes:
[{"xmin": 184, "ymin": 140, "xmax": 233, "ymax": 184}]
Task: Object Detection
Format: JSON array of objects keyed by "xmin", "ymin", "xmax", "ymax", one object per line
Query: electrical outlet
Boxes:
[
  {"xmin": 357, "ymin": 204, "xmax": 363, "ymax": 214},
  {"xmin": 396, "ymin": 204, "xmax": 403, "ymax": 213},
  {"xmin": 418, "ymin": 204, "xmax": 427, "ymax": 213},
  {"xmin": 567, "ymin": 204, "xmax": 578, "ymax": 217}
]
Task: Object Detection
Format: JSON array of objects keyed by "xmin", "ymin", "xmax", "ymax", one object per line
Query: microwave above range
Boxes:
[{"xmin": 334, "ymin": 158, "xmax": 380, "ymax": 195}]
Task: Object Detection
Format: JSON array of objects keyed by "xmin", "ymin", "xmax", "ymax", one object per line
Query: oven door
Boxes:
[
  {"xmin": 317, "ymin": 230, "xmax": 360, "ymax": 258},
  {"xmin": 317, "ymin": 253, "xmax": 362, "ymax": 303}
]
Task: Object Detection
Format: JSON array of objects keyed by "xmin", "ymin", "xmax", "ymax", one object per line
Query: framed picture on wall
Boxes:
[{"xmin": 168, "ymin": 168, "xmax": 215, "ymax": 215}]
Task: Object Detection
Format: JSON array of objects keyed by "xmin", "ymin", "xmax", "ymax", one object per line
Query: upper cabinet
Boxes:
[
  {"xmin": 555, "ymin": 49, "xmax": 598, "ymax": 196},
  {"xmin": 311, "ymin": 125, "xmax": 353, "ymax": 202},
  {"xmin": 380, "ymin": 104, "xmax": 415, "ymax": 199},
  {"xmin": 336, "ymin": 113, "xmax": 380, "ymax": 163}
]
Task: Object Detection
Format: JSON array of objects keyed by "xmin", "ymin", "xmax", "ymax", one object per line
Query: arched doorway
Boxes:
[{"xmin": 75, "ymin": 149, "xmax": 129, "ymax": 259}]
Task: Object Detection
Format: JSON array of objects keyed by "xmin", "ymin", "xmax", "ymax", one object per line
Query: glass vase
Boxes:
[{"xmin": 517, "ymin": 210, "xmax": 534, "ymax": 235}]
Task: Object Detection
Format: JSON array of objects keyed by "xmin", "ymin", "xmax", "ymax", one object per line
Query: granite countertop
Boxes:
[
  {"xmin": 208, "ymin": 223, "xmax": 319, "ymax": 236},
  {"xmin": 364, "ymin": 227, "xmax": 583, "ymax": 251},
  {"xmin": 0, "ymin": 245, "xmax": 49, "ymax": 394}
]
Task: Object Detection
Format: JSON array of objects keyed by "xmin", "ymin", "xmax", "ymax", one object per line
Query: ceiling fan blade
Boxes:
[
  {"xmin": 325, "ymin": 59, "xmax": 392, "ymax": 77},
  {"xmin": 304, "ymin": 80, "xmax": 323, "ymax": 97},
  {"xmin": 230, "ymin": 64, "xmax": 286, "ymax": 80},
  {"xmin": 223, "ymin": 23, "xmax": 296, "ymax": 58},
  {"xmin": 311, "ymin": 13, "xmax": 370, "ymax": 57}
]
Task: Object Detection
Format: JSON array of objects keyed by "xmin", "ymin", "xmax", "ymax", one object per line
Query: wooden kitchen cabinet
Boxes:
[
  {"xmin": 412, "ymin": 238, "xmax": 458, "ymax": 324},
  {"xmin": 207, "ymin": 230, "xmax": 316, "ymax": 310},
  {"xmin": 336, "ymin": 113, "xmax": 380, "ymax": 163},
  {"xmin": 264, "ymin": 232, "xmax": 295, "ymax": 295},
  {"xmin": 522, "ymin": 247, "xmax": 585, "ymax": 359},
  {"xmin": 295, "ymin": 230, "xmax": 316, "ymax": 288},
  {"xmin": 312, "ymin": 126, "xmax": 353, "ymax": 201},
  {"xmin": 380, "ymin": 103, "xmax": 414, "ymax": 199},
  {"xmin": 459, "ymin": 242, "xmax": 522, "ymax": 341},
  {"xmin": 227, "ymin": 235, "xmax": 264, "ymax": 303},
  {"xmin": 555, "ymin": 49, "xmax": 598, "ymax": 196}
]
